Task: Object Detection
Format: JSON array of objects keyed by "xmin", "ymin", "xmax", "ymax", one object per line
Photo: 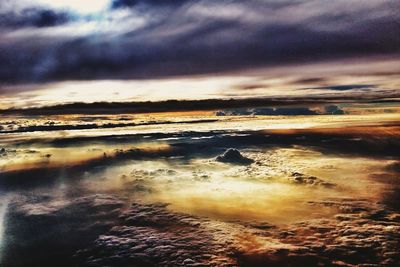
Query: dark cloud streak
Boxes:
[
  {"xmin": 110, "ymin": 0, "xmax": 189, "ymax": 9},
  {"xmin": 307, "ymin": 84, "xmax": 377, "ymax": 91},
  {"xmin": 1, "ymin": 95, "xmax": 398, "ymax": 115}
]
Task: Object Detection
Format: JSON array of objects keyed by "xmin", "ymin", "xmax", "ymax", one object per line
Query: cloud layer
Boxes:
[{"xmin": 0, "ymin": 0, "xmax": 399, "ymax": 85}]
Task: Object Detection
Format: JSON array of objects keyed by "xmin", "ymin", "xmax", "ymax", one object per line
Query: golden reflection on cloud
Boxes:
[
  {"xmin": 153, "ymin": 180, "xmax": 339, "ymax": 223},
  {"xmin": 1, "ymin": 57, "xmax": 399, "ymax": 109},
  {"xmin": 1, "ymin": 110, "xmax": 399, "ymax": 266},
  {"xmin": 1, "ymin": 113, "xmax": 399, "ymax": 146},
  {"xmin": 66, "ymin": 143, "xmax": 392, "ymax": 225},
  {"xmin": 0, "ymin": 113, "xmax": 397, "ymax": 227},
  {"xmin": 0, "ymin": 77, "xmax": 251, "ymax": 109},
  {"xmin": 0, "ymin": 142, "xmax": 171, "ymax": 173},
  {"xmin": 144, "ymin": 148, "xmax": 388, "ymax": 224}
]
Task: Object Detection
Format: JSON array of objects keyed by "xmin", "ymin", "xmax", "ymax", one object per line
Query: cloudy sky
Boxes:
[{"xmin": 0, "ymin": 0, "xmax": 399, "ymax": 108}]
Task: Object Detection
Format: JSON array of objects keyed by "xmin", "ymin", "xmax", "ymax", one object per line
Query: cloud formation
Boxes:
[
  {"xmin": 0, "ymin": 8, "xmax": 73, "ymax": 28},
  {"xmin": 0, "ymin": 0, "xmax": 399, "ymax": 86},
  {"xmin": 307, "ymin": 84, "xmax": 377, "ymax": 91},
  {"xmin": 3, "ymin": 95, "xmax": 396, "ymax": 115},
  {"xmin": 74, "ymin": 200, "xmax": 400, "ymax": 267},
  {"xmin": 215, "ymin": 105, "xmax": 346, "ymax": 116}
]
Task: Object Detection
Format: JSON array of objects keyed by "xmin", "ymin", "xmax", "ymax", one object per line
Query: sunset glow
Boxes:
[{"xmin": 1, "ymin": 1, "xmax": 400, "ymax": 266}]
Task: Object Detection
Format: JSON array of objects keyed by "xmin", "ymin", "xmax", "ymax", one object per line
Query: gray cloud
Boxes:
[
  {"xmin": 0, "ymin": 8, "xmax": 74, "ymax": 28},
  {"xmin": 307, "ymin": 84, "xmax": 377, "ymax": 91},
  {"xmin": 0, "ymin": 97, "xmax": 369, "ymax": 115},
  {"xmin": 215, "ymin": 105, "xmax": 346, "ymax": 116},
  {"xmin": 0, "ymin": 0, "xmax": 399, "ymax": 86}
]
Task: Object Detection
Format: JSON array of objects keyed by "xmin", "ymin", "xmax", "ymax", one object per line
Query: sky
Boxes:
[
  {"xmin": 0, "ymin": 0, "xmax": 399, "ymax": 109},
  {"xmin": 1, "ymin": 2, "xmax": 400, "ymax": 265}
]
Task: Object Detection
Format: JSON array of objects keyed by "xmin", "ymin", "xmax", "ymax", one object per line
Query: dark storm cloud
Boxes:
[
  {"xmin": 0, "ymin": 0, "xmax": 399, "ymax": 85},
  {"xmin": 0, "ymin": 8, "xmax": 73, "ymax": 28}
]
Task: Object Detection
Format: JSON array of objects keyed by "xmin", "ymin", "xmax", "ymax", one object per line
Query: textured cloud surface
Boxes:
[
  {"xmin": 0, "ymin": 0, "xmax": 399, "ymax": 85},
  {"xmin": 1, "ymin": 113, "xmax": 400, "ymax": 266}
]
